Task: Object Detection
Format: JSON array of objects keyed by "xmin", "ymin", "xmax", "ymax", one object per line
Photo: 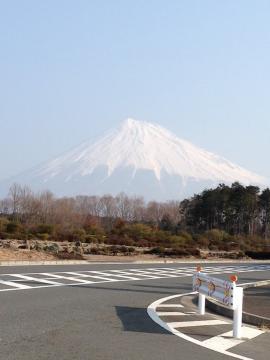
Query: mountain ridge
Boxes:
[{"xmin": 0, "ymin": 118, "xmax": 267, "ymax": 200}]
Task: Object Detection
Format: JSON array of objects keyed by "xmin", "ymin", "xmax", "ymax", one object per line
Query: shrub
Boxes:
[
  {"xmin": 177, "ymin": 231, "xmax": 193, "ymax": 243},
  {"xmin": 0, "ymin": 218, "xmax": 8, "ymax": 232},
  {"xmin": 127, "ymin": 247, "xmax": 136, "ymax": 254},
  {"xmin": 169, "ymin": 235, "xmax": 187, "ymax": 247},
  {"xmin": 196, "ymin": 234, "xmax": 210, "ymax": 248},
  {"xmin": 35, "ymin": 224, "xmax": 54, "ymax": 235},
  {"xmin": 84, "ymin": 235, "xmax": 99, "ymax": 244},
  {"xmin": 136, "ymin": 239, "xmax": 149, "ymax": 247},
  {"xmin": 36, "ymin": 233, "xmax": 50, "ymax": 241},
  {"xmin": 120, "ymin": 245, "xmax": 128, "ymax": 254},
  {"xmin": 147, "ymin": 246, "xmax": 165, "ymax": 255},
  {"xmin": 6, "ymin": 222, "xmax": 20, "ymax": 233},
  {"xmin": 72, "ymin": 229, "xmax": 86, "ymax": 242},
  {"xmin": 57, "ymin": 252, "xmax": 84, "ymax": 260},
  {"xmin": 204, "ymin": 229, "xmax": 233, "ymax": 250},
  {"xmin": 0, "ymin": 232, "xmax": 9, "ymax": 239},
  {"xmin": 125, "ymin": 223, "xmax": 153, "ymax": 241}
]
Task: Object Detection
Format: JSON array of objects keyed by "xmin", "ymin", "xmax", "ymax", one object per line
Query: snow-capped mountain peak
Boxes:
[{"xmin": 3, "ymin": 118, "xmax": 267, "ymax": 200}]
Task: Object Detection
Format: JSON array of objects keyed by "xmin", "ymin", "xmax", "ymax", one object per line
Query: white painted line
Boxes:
[
  {"xmin": 63, "ymin": 272, "xmax": 91, "ymax": 277},
  {"xmin": 156, "ymin": 304, "xmax": 184, "ymax": 308},
  {"xmin": 236, "ymin": 326, "xmax": 264, "ymax": 339},
  {"xmin": 151, "ymin": 273, "xmax": 180, "ymax": 278},
  {"xmin": 157, "ymin": 312, "xmax": 186, "ymax": 316},
  {"xmin": 87, "ymin": 271, "xmax": 140, "ymax": 280},
  {"xmin": 128, "ymin": 269, "xmax": 175, "ymax": 278},
  {"xmin": 110, "ymin": 269, "xmax": 160, "ymax": 279},
  {"xmin": 109, "ymin": 270, "xmax": 138, "ymax": 275},
  {"xmin": 203, "ymin": 326, "xmax": 264, "ymax": 351},
  {"xmin": 0, "ymin": 264, "xmax": 269, "ymax": 295},
  {"xmin": 147, "ymin": 292, "xmax": 256, "ymax": 360},
  {"xmin": 149, "ymin": 267, "xmax": 193, "ymax": 272},
  {"xmin": 149, "ymin": 267, "xmax": 177, "ymax": 271},
  {"xmin": 11, "ymin": 274, "xmax": 61, "ymax": 285},
  {"xmin": 0, "ymin": 279, "xmax": 31, "ymax": 289},
  {"xmin": 81, "ymin": 272, "xmax": 119, "ymax": 282},
  {"xmin": 168, "ymin": 319, "xmax": 229, "ymax": 328},
  {"xmin": 1, "ymin": 264, "xmax": 269, "ymax": 279},
  {"xmin": 41, "ymin": 273, "xmax": 94, "ymax": 284},
  {"xmin": 143, "ymin": 270, "xmax": 180, "ymax": 277},
  {"xmin": 203, "ymin": 334, "xmax": 244, "ymax": 352}
]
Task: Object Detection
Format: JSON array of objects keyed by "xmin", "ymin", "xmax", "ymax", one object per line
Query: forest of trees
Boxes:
[
  {"xmin": 1, "ymin": 182, "xmax": 270, "ymax": 256},
  {"xmin": 180, "ymin": 183, "xmax": 270, "ymax": 237}
]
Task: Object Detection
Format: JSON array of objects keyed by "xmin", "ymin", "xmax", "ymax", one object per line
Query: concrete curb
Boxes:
[
  {"xmin": 0, "ymin": 260, "xmax": 89, "ymax": 266},
  {"xmin": 206, "ymin": 281, "xmax": 270, "ymax": 327}
]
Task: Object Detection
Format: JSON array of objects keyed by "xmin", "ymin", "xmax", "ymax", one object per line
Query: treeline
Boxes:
[
  {"xmin": 1, "ymin": 182, "xmax": 270, "ymax": 255},
  {"xmin": 0, "ymin": 183, "xmax": 184, "ymax": 250},
  {"xmin": 179, "ymin": 182, "xmax": 270, "ymax": 251}
]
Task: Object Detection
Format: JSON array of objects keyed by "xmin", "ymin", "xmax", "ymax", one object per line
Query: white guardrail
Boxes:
[{"xmin": 193, "ymin": 266, "xmax": 243, "ymax": 339}]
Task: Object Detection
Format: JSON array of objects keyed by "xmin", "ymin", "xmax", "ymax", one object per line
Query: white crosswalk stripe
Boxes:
[
  {"xmin": 86, "ymin": 271, "xmax": 140, "ymax": 281},
  {"xmin": 0, "ymin": 264, "xmax": 269, "ymax": 292},
  {"xmin": 168, "ymin": 319, "xmax": 229, "ymax": 328},
  {"xmin": 11, "ymin": 274, "xmax": 62, "ymax": 285},
  {"xmin": 145, "ymin": 269, "xmax": 181, "ymax": 277},
  {"xmin": 41, "ymin": 273, "xmax": 94, "ymax": 284},
  {"xmin": 79, "ymin": 272, "xmax": 119, "ymax": 282},
  {"xmin": 0, "ymin": 279, "xmax": 31, "ymax": 289},
  {"xmin": 157, "ymin": 304, "xmax": 184, "ymax": 308},
  {"xmin": 110, "ymin": 269, "xmax": 161, "ymax": 279},
  {"xmin": 157, "ymin": 312, "xmax": 186, "ymax": 316}
]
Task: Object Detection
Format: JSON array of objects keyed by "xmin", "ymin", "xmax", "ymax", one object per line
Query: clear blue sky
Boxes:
[{"xmin": 1, "ymin": 0, "xmax": 270, "ymax": 181}]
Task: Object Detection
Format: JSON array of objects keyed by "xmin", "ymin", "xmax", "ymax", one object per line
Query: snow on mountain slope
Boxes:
[{"xmin": 2, "ymin": 118, "xmax": 267, "ymax": 200}]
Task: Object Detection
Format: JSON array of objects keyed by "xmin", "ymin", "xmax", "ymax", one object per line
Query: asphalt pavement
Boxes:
[
  {"xmin": 244, "ymin": 285, "xmax": 270, "ymax": 319},
  {"xmin": 0, "ymin": 262, "xmax": 269, "ymax": 360}
]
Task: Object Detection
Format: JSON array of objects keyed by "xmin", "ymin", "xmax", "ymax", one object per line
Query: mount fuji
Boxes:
[{"xmin": 2, "ymin": 118, "xmax": 267, "ymax": 200}]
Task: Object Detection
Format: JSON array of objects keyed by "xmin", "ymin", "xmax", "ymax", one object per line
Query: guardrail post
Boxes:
[
  {"xmin": 233, "ymin": 287, "xmax": 243, "ymax": 339},
  {"xmin": 198, "ymin": 293, "xmax": 205, "ymax": 315},
  {"xmin": 196, "ymin": 266, "xmax": 205, "ymax": 315}
]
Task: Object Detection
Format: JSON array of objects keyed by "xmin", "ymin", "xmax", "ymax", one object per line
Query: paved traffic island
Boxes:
[{"xmin": 148, "ymin": 291, "xmax": 269, "ymax": 360}]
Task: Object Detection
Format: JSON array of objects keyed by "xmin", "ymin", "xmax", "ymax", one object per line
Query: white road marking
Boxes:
[
  {"xmin": 203, "ymin": 326, "xmax": 264, "ymax": 351},
  {"xmin": 11, "ymin": 274, "xmax": 61, "ymax": 285},
  {"xmin": 147, "ymin": 292, "xmax": 264, "ymax": 360},
  {"xmin": 168, "ymin": 319, "xmax": 229, "ymax": 328},
  {"xmin": 156, "ymin": 304, "xmax": 184, "ymax": 308},
  {"xmin": 157, "ymin": 312, "xmax": 186, "ymax": 316},
  {"xmin": 81, "ymin": 272, "xmax": 119, "ymax": 282},
  {"xmin": 63, "ymin": 272, "xmax": 96, "ymax": 279},
  {"xmin": 87, "ymin": 271, "xmax": 140, "ymax": 280},
  {"xmin": 145, "ymin": 269, "xmax": 182, "ymax": 277},
  {"xmin": 41, "ymin": 273, "xmax": 94, "ymax": 284},
  {"xmin": 110, "ymin": 269, "xmax": 161, "ymax": 279},
  {"xmin": 0, "ymin": 264, "xmax": 269, "ymax": 294},
  {"xmin": 0, "ymin": 279, "xmax": 31, "ymax": 289}
]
